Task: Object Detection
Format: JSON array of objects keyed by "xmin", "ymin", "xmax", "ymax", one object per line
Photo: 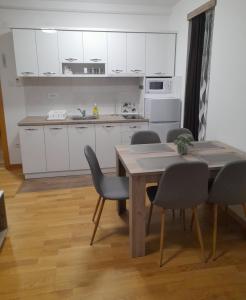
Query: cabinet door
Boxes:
[
  {"xmin": 36, "ymin": 30, "xmax": 60, "ymax": 76},
  {"xmin": 95, "ymin": 124, "xmax": 121, "ymax": 168},
  {"xmin": 126, "ymin": 33, "xmax": 145, "ymax": 75},
  {"xmin": 121, "ymin": 123, "xmax": 149, "ymax": 144},
  {"xmin": 58, "ymin": 31, "xmax": 83, "ymax": 63},
  {"xmin": 13, "ymin": 29, "xmax": 38, "ymax": 76},
  {"xmin": 107, "ymin": 32, "xmax": 126, "ymax": 75},
  {"xmin": 146, "ymin": 33, "xmax": 176, "ymax": 76},
  {"xmin": 44, "ymin": 126, "xmax": 69, "ymax": 172},
  {"xmin": 83, "ymin": 32, "xmax": 107, "ymax": 63},
  {"xmin": 68, "ymin": 125, "xmax": 95, "ymax": 170},
  {"xmin": 19, "ymin": 126, "xmax": 46, "ymax": 173}
]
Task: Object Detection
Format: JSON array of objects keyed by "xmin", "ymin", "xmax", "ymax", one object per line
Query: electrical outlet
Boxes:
[{"xmin": 48, "ymin": 93, "xmax": 59, "ymax": 101}]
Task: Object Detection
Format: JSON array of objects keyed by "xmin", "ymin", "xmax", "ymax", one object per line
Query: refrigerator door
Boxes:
[
  {"xmin": 145, "ymin": 98, "xmax": 181, "ymax": 122},
  {"xmin": 149, "ymin": 122, "xmax": 180, "ymax": 142}
]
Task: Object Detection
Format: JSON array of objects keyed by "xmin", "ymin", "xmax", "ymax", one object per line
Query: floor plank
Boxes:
[{"xmin": 0, "ymin": 166, "xmax": 245, "ymax": 299}]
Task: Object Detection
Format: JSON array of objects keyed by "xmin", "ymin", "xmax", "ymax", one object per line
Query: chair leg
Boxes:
[
  {"xmin": 92, "ymin": 196, "xmax": 102, "ymax": 223},
  {"xmin": 159, "ymin": 208, "xmax": 166, "ymax": 267},
  {"xmin": 90, "ymin": 198, "xmax": 106, "ymax": 246},
  {"xmin": 146, "ymin": 203, "xmax": 153, "ymax": 235},
  {"xmin": 183, "ymin": 209, "xmax": 186, "ymax": 231},
  {"xmin": 172, "ymin": 209, "xmax": 175, "ymax": 220},
  {"xmin": 193, "ymin": 207, "xmax": 205, "ymax": 262},
  {"xmin": 190, "ymin": 209, "xmax": 194, "ymax": 231},
  {"xmin": 242, "ymin": 203, "xmax": 246, "ymax": 217},
  {"xmin": 212, "ymin": 204, "xmax": 218, "ymax": 260}
]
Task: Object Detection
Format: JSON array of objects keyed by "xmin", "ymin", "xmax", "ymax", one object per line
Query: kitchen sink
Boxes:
[{"xmin": 71, "ymin": 115, "xmax": 97, "ymax": 120}]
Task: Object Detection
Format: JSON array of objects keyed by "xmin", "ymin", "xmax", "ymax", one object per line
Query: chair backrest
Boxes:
[
  {"xmin": 154, "ymin": 162, "xmax": 208, "ymax": 209},
  {"xmin": 84, "ymin": 145, "xmax": 103, "ymax": 195},
  {"xmin": 209, "ymin": 160, "xmax": 246, "ymax": 205},
  {"xmin": 131, "ymin": 130, "xmax": 161, "ymax": 145},
  {"xmin": 166, "ymin": 128, "xmax": 194, "ymax": 143}
]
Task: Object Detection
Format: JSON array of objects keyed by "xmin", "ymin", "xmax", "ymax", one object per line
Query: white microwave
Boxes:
[{"xmin": 145, "ymin": 78, "xmax": 173, "ymax": 94}]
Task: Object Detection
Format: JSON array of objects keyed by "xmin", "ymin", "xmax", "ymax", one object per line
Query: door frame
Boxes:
[{"xmin": 0, "ymin": 82, "xmax": 10, "ymax": 169}]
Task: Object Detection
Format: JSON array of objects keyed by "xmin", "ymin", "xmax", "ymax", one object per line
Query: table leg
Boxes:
[
  {"xmin": 129, "ymin": 175, "xmax": 146, "ymax": 258},
  {"xmin": 116, "ymin": 153, "xmax": 126, "ymax": 215}
]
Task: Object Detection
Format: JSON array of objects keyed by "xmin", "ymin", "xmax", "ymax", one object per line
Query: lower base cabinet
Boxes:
[
  {"xmin": 95, "ymin": 124, "xmax": 122, "ymax": 168},
  {"xmin": 19, "ymin": 126, "xmax": 46, "ymax": 174},
  {"xmin": 44, "ymin": 125, "xmax": 69, "ymax": 172},
  {"xmin": 19, "ymin": 121, "xmax": 149, "ymax": 175},
  {"xmin": 68, "ymin": 124, "xmax": 95, "ymax": 170}
]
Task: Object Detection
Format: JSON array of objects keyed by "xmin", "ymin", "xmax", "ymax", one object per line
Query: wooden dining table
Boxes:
[{"xmin": 115, "ymin": 141, "xmax": 246, "ymax": 258}]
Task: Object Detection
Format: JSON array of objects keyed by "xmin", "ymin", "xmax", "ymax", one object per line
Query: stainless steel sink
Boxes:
[{"xmin": 71, "ymin": 115, "xmax": 97, "ymax": 120}]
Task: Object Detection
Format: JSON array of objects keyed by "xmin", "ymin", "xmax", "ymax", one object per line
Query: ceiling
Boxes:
[{"xmin": 0, "ymin": 0, "xmax": 181, "ymax": 15}]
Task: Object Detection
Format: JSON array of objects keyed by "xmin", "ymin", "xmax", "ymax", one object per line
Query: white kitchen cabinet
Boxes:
[
  {"xmin": 13, "ymin": 29, "xmax": 38, "ymax": 76},
  {"xmin": 126, "ymin": 33, "xmax": 145, "ymax": 76},
  {"xmin": 107, "ymin": 32, "xmax": 127, "ymax": 75},
  {"xmin": 121, "ymin": 122, "xmax": 149, "ymax": 144},
  {"xmin": 58, "ymin": 31, "xmax": 84, "ymax": 63},
  {"xmin": 95, "ymin": 124, "xmax": 121, "ymax": 168},
  {"xmin": 36, "ymin": 30, "xmax": 60, "ymax": 76},
  {"xmin": 19, "ymin": 126, "xmax": 46, "ymax": 174},
  {"xmin": 68, "ymin": 124, "xmax": 95, "ymax": 171},
  {"xmin": 83, "ymin": 31, "xmax": 107, "ymax": 63},
  {"xmin": 146, "ymin": 34, "xmax": 176, "ymax": 77},
  {"xmin": 44, "ymin": 125, "xmax": 69, "ymax": 172}
]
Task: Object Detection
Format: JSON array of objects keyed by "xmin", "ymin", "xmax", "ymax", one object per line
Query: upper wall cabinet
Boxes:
[
  {"xmin": 107, "ymin": 32, "xmax": 127, "ymax": 75},
  {"xmin": 58, "ymin": 31, "xmax": 84, "ymax": 63},
  {"xmin": 36, "ymin": 30, "xmax": 60, "ymax": 76},
  {"xmin": 83, "ymin": 32, "xmax": 107, "ymax": 63},
  {"xmin": 127, "ymin": 33, "xmax": 145, "ymax": 75},
  {"xmin": 13, "ymin": 29, "xmax": 39, "ymax": 76},
  {"xmin": 146, "ymin": 34, "xmax": 176, "ymax": 77}
]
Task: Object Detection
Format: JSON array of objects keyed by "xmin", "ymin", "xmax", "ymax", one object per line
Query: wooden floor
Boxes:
[{"xmin": 0, "ymin": 166, "xmax": 246, "ymax": 300}]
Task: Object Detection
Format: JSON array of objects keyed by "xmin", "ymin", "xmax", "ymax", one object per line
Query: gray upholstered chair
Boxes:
[
  {"xmin": 208, "ymin": 160, "xmax": 246, "ymax": 259},
  {"xmin": 166, "ymin": 128, "xmax": 194, "ymax": 143},
  {"xmin": 146, "ymin": 162, "xmax": 208, "ymax": 266},
  {"xmin": 131, "ymin": 130, "xmax": 161, "ymax": 145},
  {"xmin": 84, "ymin": 145, "xmax": 129, "ymax": 245}
]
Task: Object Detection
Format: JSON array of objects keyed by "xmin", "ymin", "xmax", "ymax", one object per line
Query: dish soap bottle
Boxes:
[{"xmin": 92, "ymin": 103, "xmax": 99, "ymax": 118}]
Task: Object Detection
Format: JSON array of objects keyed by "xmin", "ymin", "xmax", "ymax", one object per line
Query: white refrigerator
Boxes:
[{"xmin": 144, "ymin": 95, "xmax": 181, "ymax": 142}]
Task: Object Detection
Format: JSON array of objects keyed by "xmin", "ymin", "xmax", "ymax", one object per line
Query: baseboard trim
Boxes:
[{"xmin": 24, "ymin": 168, "xmax": 115, "ymax": 179}]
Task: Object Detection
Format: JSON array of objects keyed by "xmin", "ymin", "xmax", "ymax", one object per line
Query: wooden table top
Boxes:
[{"xmin": 115, "ymin": 141, "xmax": 246, "ymax": 176}]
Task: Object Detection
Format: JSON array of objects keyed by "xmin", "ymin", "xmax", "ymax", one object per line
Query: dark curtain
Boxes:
[{"xmin": 184, "ymin": 13, "xmax": 206, "ymax": 140}]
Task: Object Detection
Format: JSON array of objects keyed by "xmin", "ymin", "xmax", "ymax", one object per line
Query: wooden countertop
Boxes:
[{"xmin": 18, "ymin": 115, "xmax": 149, "ymax": 126}]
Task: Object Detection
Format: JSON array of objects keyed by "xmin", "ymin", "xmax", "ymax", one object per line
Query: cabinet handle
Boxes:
[
  {"xmin": 129, "ymin": 126, "xmax": 137, "ymax": 129},
  {"xmin": 24, "ymin": 128, "xmax": 38, "ymax": 131},
  {"xmin": 65, "ymin": 58, "xmax": 78, "ymax": 62},
  {"xmin": 90, "ymin": 58, "xmax": 101, "ymax": 62},
  {"xmin": 21, "ymin": 72, "xmax": 34, "ymax": 75},
  {"xmin": 112, "ymin": 70, "xmax": 123, "ymax": 73},
  {"xmin": 76, "ymin": 126, "xmax": 88, "ymax": 129},
  {"xmin": 49, "ymin": 127, "xmax": 63, "ymax": 130},
  {"xmin": 154, "ymin": 72, "xmax": 166, "ymax": 75},
  {"xmin": 104, "ymin": 125, "xmax": 114, "ymax": 128},
  {"xmin": 43, "ymin": 72, "xmax": 56, "ymax": 75},
  {"xmin": 131, "ymin": 69, "xmax": 142, "ymax": 73}
]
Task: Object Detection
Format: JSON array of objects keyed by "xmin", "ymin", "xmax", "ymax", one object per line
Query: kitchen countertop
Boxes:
[{"xmin": 18, "ymin": 115, "xmax": 149, "ymax": 126}]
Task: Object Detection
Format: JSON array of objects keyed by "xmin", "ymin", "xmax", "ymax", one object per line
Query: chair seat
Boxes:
[
  {"xmin": 100, "ymin": 176, "xmax": 129, "ymax": 200},
  {"xmin": 146, "ymin": 185, "xmax": 158, "ymax": 202}
]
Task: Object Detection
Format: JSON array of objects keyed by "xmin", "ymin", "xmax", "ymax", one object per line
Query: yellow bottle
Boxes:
[{"xmin": 92, "ymin": 103, "xmax": 99, "ymax": 118}]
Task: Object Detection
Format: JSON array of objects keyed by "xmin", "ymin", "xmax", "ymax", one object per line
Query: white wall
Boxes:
[
  {"xmin": 206, "ymin": 0, "xmax": 246, "ymax": 151},
  {"xmin": 0, "ymin": 8, "xmax": 169, "ymax": 164},
  {"xmin": 169, "ymin": 0, "xmax": 246, "ymax": 151}
]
